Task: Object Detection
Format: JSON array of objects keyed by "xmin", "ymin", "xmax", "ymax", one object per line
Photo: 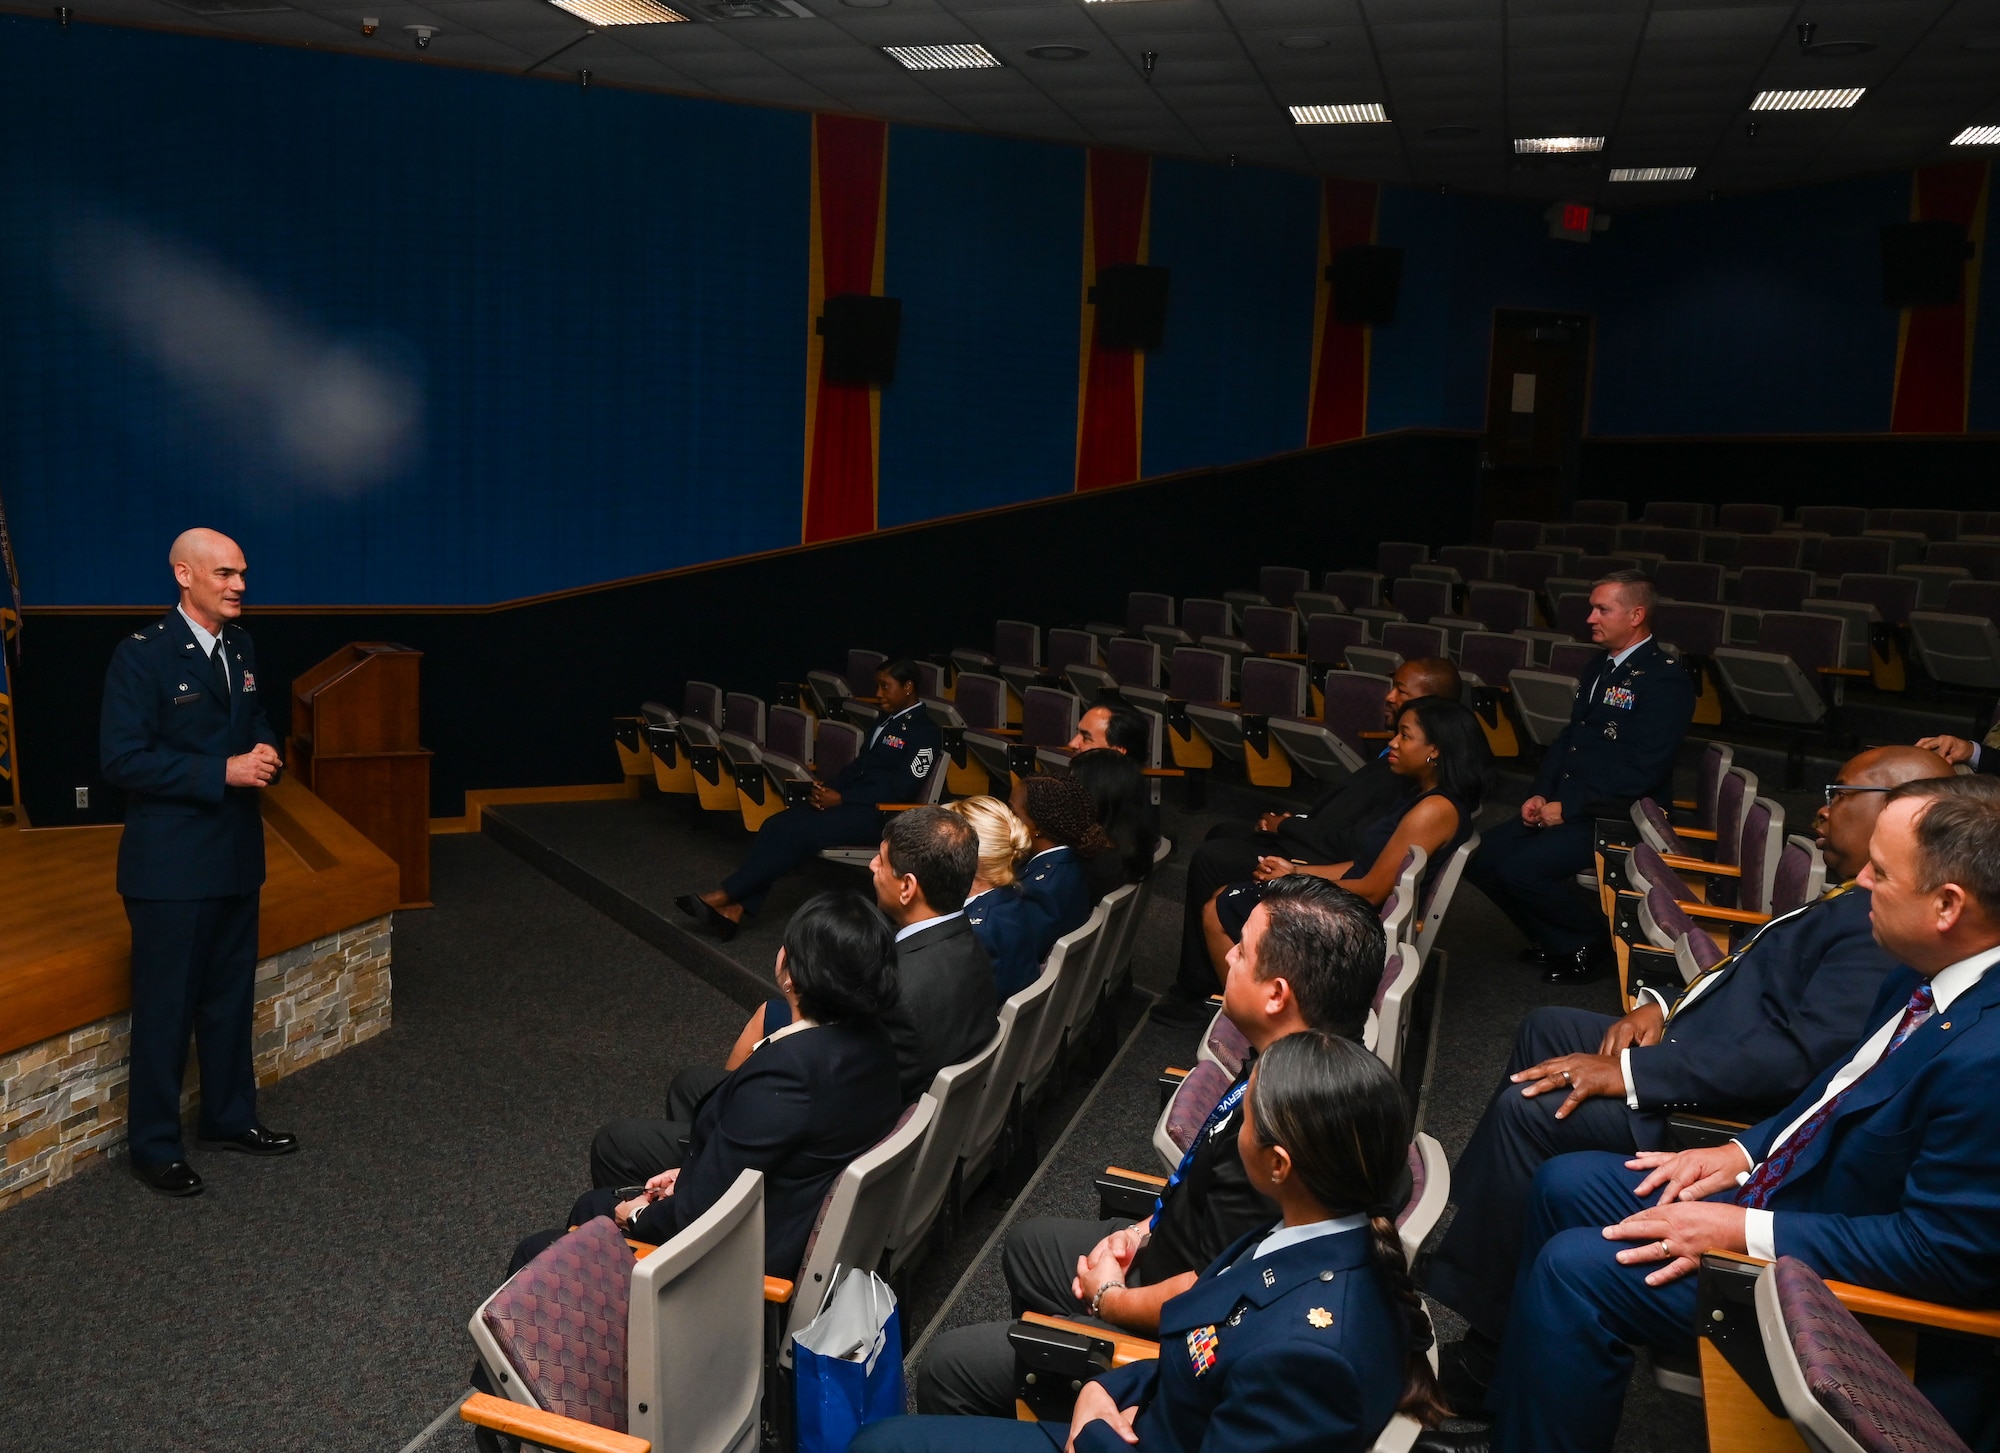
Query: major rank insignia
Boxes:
[{"xmin": 1186, "ymin": 1324, "xmax": 1219, "ymax": 1376}]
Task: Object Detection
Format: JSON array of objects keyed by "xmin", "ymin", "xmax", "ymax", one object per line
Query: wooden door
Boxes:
[{"xmin": 1481, "ymin": 309, "xmax": 1593, "ymax": 529}]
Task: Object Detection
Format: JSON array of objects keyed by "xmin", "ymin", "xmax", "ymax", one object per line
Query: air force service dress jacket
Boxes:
[
  {"xmin": 1071, "ymin": 1223, "xmax": 1404, "ymax": 1453},
  {"xmin": 831, "ymin": 702, "xmax": 943, "ymax": 806},
  {"xmin": 100, "ymin": 610, "xmax": 281, "ymax": 900},
  {"xmin": 1530, "ymin": 637, "xmax": 1694, "ymax": 819}
]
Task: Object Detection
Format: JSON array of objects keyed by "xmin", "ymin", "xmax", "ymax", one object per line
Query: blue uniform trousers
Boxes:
[
  {"xmin": 1465, "ymin": 817, "xmax": 1603, "ymax": 954},
  {"xmin": 721, "ymin": 803, "xmax": 884, "ymax": 913},
  {"xmin": 123, "ymin": 891, "xmax": 261, "ymax": 1167},
  {"xmin": 1426, "ymin": 1007, "xmax": 1668, "ymax": 1340},
  {"xmin": 854, "ymin": 1415, "xmax": 1062, "ymax": 1453},
  {"xmin": 1488, "ymin": 1152, "xmax": 1709, "ymax": 1453}
]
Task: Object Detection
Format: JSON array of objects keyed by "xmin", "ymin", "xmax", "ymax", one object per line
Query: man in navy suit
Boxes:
[
  {"xmin": 680, "ymin": 659, "xmax": 942, "ymax": 939},
  {"xmin": 1427, "ymin": 776, "xmax": 2000, "ymax": 1453},
  {"xmin": 99, "ymin": 528, "xmax": 298, "ymax": 1198},
  {"xmin": 1425, "ymin": 744, "xmax": 1952, "ymax": 1404},
  {"xmin": 1466, "ymin": 572, "xmax": 1695, "ymax": 984}
]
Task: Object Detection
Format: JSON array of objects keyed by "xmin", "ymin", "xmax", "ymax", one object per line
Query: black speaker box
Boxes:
[
  {"xmin": 1881, "ymin": 221, "xmax": 1971, "ymax": 309},
  {"xmin": 818, "ymin": 294, "xmax": 902, "ymax": 386},
  {"xmin": 1089, "ymin": 264, "xmax": 1171, "ymax": 351},
  {"xmin": 1328, "ymin": 245, "xmax": 1404, "ymax": 326}
]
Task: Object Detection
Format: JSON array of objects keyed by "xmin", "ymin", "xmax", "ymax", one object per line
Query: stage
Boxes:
[{"xmin": 0, "ymin": 776, "xmax": 401, "ymax": 1208}]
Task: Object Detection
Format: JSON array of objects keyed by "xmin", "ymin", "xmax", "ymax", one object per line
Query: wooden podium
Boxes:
[{"xmin": 287, "ymin": 643, "xmax": 432, "ymax": 907}]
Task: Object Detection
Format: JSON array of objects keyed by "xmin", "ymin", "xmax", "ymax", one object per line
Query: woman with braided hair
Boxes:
[
  {"xmin": 1010, "ymin": 771, "xmax": 1112, "ymax": 959},
  {"xmin": 852, "ymin": 1027, "xmax": 1445, "ymax": 1453}
]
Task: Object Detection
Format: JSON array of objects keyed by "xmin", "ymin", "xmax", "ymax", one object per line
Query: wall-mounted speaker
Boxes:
[
  {"xmin": 1089, "ymin": 264, "xmax": 1171, "ymax": 351},
  {"xmin": 1880, "ymin": 221, "xmax": 1972, "ymax": 308},
  {"xmin": 1328, "ymin": 245, "xmax": 1404, "ymax": 326},
  {"xmin": 818, "ymin": 294, "xmax": 902, "ymax": 386}
]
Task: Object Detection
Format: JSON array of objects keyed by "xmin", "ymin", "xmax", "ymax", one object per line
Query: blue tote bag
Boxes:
[{"xmin": 792, "ymin": 1267, "xmax": 907, "ymax": 1453}]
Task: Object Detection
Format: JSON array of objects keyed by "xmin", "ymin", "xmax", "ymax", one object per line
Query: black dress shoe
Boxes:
[
  {"xmin": 132, "ymin": 1159, "xmax": 205, "ymax": 1196},
  {"xmin": 674, "ymin": 894, "xmax": 738, "ymax": 942},
  {"xmin": 199, "ymin": 1125, "xmax": 299, "ymax": 1156},
  {"xmin": 1542, "ymin": 941, "xmax": 1614, "ymax": 985},
  {"xmin": 1437, "ymin": 1337, "xmax": 1496, "ymax": 1421},
  {"xmin": 1414, "ymin": 1430, "xmax": 1491, "ymax": 1453}
]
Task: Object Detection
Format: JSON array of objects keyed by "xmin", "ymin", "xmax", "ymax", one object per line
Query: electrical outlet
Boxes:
[{"xmin": 75, "ymin": 786, "xmax": 90, "ymax": 809}]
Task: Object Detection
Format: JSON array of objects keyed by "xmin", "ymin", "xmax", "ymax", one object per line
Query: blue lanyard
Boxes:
[{"xmin": 1154, "ymin": 1077, "xmax": 1248, "ymax": 1217}]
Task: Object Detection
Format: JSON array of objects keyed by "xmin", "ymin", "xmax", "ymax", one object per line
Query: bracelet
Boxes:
[{"xmin": 1087, "ymin": 1282, "xmax": 1125, "ymax": 1320}]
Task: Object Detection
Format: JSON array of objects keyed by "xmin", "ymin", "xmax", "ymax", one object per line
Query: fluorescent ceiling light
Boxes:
[
  {"xmin": 1291, "ymin": 104, "xmax": 1388, "ymax": 125},
  {"xmin": 1609, "ymin": 166, "xmax": 1697, "ymax": 181},
  {"xmin": 884, "ymin": 43, "xmax": 1001, "ymax": 70},
  {"xmin": 548, "ymin": 0, "xmax": 686, "ymax": 20},
  {"xmin": 1513, "ymin": 136, "xmax": 1604, "ymax": 153},
  {"xmin": 1952, "ymin": 125, "xmax": 2000, "ymax": 145},
  {"xmin": 1750, "ymin": 88, "xmax": 1864, "ymax": 110}
]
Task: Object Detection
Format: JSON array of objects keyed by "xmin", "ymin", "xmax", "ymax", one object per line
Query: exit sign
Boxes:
[{"xmin": 1544, "ymin": 201, "xmax": 1605, "ymax": 244}]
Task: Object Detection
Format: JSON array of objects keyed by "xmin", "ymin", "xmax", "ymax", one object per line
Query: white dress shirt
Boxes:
[
  {"xmin": 178, "ymin": 606, "xmax": 228, "ymax": 689},
  {"xmin": 894, "ymin": 909, "xmax": 963, "ymax": 943},
  {"xmin": 1738, "ymin": 943, "xmax": 2000, "ymax": 1258}
]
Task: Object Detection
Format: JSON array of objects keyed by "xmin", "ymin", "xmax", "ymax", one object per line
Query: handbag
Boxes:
[{"xmin": 792, "ymin": 1267, "xmax": 907, "ymax": 1453}]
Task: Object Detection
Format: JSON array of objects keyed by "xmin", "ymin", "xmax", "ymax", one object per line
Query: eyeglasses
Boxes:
[{"xmin": 1823, "ymin": 784, "xmax": 1894, "ymax": 804}]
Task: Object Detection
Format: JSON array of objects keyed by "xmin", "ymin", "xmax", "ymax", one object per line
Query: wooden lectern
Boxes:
[{"xmin": 287, "ymin": 643, "xmax": 432, "ymax": 907}]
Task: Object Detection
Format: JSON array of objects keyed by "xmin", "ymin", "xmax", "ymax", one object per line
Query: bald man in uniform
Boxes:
[{"xmin": 101, "ymin": 529, "xmax": 296, "ymax": 1197}]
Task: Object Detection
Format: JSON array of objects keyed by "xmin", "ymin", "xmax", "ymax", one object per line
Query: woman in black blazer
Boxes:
[{"xmin": 512, "ymin": 892, "xmax": 903, "ymax": 1280}]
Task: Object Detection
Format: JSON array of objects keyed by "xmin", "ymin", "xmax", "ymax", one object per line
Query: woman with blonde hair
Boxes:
[{"xmin": 946, "ymin": 796, "xmax": 1042, "ymax": 1002}]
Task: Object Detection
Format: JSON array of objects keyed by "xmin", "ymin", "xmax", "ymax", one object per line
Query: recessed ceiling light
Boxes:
[
  {"xmin": 1424, "ymin": 124, "xmax": 1478, "ymax": 138},
  {"xmin": 1804, "ymin": 40, "xmax": 1874, "ymax": 57},
  {"xmin": 1750, "ymin": 87, "xmax": 1864, "ymax": 110},
  {"xmin": 1025, "ymin": 44, "xmax": 1089, "ymax": 60},
  {"xmin": 549, "ymin": 0, "xmax": 686, "ymax": 19},
  {"xmin": 1291, "ymin": 103, "xmax": 1388, "ymax": 124},
  {"xmin": 884, "ymin": 42, "xmax": 1001, "ymax": 70},
  {"xmin": 1609, "ymin": 166, "xmax": 1697, "ymax": 181},
  {"xmin": 1280, "ymin": 36, "xmax": 1327, "ymax": 50},
  {"xmin": 1952, "ymin": 125, "xmax": 2000, "ymax": 145},
  {"xmin": 1513, "ymin": 136, "xmax": 1604, "ymax": 153}
]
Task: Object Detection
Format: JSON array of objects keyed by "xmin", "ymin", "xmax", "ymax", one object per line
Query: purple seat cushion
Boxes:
[
  {"xmin": 1167, "ymin": 1061, "xmax": 1236, "ymax": 1152},
  {"xmin": 482, "ymin": 1216, "xmax": 632, "ymax": 1432},
  {"xmin": 1396, "ymin": 1142, "xmax": 1425, "ymax": 1229},
  {"xmin": 1206, "ymin": 1015, "xmax": 1250, "ymax": 1077},
  {"xmin": 1773, "ymin": 1256, "xmax": 1971, "ymax": 1453},
  {"xmin": 1773, "ymin": 842, "xmax": 1813, "ymax": 917},
  {"xmin": 1638, "ymin": 798, "xmax": 1684, "ymax": 855}
]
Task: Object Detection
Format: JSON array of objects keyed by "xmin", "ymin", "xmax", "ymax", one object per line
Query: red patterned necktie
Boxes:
[{"xmin": 1736, "ymin": 983, "xmax": 1935, "ymax": 1210}]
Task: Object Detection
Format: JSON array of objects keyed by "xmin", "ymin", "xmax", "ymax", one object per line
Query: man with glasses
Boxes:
[{"xmin": 1424, "ymin": 744, "xmax": 1952, "ymax": 1413}]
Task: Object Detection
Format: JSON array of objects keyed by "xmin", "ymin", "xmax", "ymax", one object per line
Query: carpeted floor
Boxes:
[{"xmin": 0, "ymin": 772, "xmax": 1710, "ymax": 1453}]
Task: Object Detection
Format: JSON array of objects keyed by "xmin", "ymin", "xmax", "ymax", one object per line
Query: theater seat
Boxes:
[
  {"xmin": 1187, "ymin": 657, "xmax": 1308, "ymax": 787},
  {"xmin": 1573, "ymin": 498, "xmax": 1628, "ymax": 526},
  {"xmin": 1508, "ymin": 669, "xmax": 1581, "ymax": 748},
  {"xmin": 1490, "ymin": 519, "xmax": 1546, "ymax": 552},
  {"xmin": 1736, "ymin": 534, "xmax": 1807, "ymax": 570},
  {"xmin": 641, "ymin": 700, "xmax": 695, "ymax": 795},
  {"xmin": 1391, "ymin": 577, "xmax": 1453, "ymax": 623},
  {"xmin": 1907, "ymin": 611, "xmax": 2000, "ymax": 691},
  {"xmin": 1319, "ymin": 669, "xmax": 1395, "ymax": 755},
  {"xmin": 1323, "ymin": 569, "xmax": 1386, "ymax": 610},
  {"xmin": 1258, "ymin": 565, "xmax": 1310, "ymax": 607},
  {"xmin": 1656, "ymin": 560, "xmax": 1724, "ymax": 603},
  {"xmin": 1797, "ymin": 505, "xmax": 1866, "ymax": 537},
  {"xmin": 960, "ymin": 961, "xmax": 1060, "ymax": 1200},
  {"xmin": 1376, "ymin": 541, "xmax": 1429, "ymax": 582},
  {"xmin": 1718, "ymin": 502, "xmax": 1782, "ymax": 535},
  {"xmin": 1292, "ymin": 589, "xmax": 1349, "ymax": 623},
  {"xmin": 1369, "ymin": 941, "xmax": 1424, "ymax": 1080},
  {"xmin": 464, "ymin": 1171, "xmax": 766, "ymax": 1453},
  {"xmin": 1644, "ymin": 500, "xmax": 1713, "ymax": 530},
  {"xmin": 1468, "ymin": 581, "xmax": 1536, "ymax": 636},
  {"xmin": 883, "ymin": 1029, "xmax": 1003, "ymax": 1277},
  {"xmin": 1440, "ymin": 545, "xmax": 1501, "ymax": 582}
]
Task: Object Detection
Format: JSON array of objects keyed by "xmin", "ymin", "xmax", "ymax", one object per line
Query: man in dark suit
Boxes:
[
  {"xmin": 1066, "ymin": 703, "xmax": 1149, "ymax": 757},
  {"xmin": 1425, "ymin": 776, "xmax": 2000, "ymax": 1453},
  {"xmin": 1158, "ymin": 657, "xmax": 1461, "ymax": 1026},
  {"xmin": 871, "ymin": 807, "xmax": 997, "ymax": 1101},
  {"xmin": 1424, "ymin": 744, "xmax": 1954, "ymax": 1405},
  {"xmin": 1466, "ymin": 571, "xmax": 1695, "ymax": 984},
  {"xmin": 915, "ymin": 876, "xmax": 1383, "ymax": 1417},
  {"xmin": 681, "ymin": 659, "xmax": 943, "ymax": 940},
  {"xmin": 99, "ymin": 528, "xmax": 297, "ymax": 1198}
]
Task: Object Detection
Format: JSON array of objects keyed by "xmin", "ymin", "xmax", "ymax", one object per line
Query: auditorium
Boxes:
[{"xmin": 4, "ymin": 2, "xmax": 2000, "ymax": 1451}]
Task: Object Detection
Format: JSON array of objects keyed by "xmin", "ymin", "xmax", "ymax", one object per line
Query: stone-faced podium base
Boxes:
[{"xmin": 0, "ymin": 914, "xmax": 392, "ymax": 1211}]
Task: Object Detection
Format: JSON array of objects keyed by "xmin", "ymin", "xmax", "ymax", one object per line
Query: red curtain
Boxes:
[
  {"xmin": 1890, "ymin": 161, "xmax": 1989, "ymax": 435},
  {"xmin": 1075, "ymin": 150, "xmax": 1152, "ymax": 491},
  {"xmin": 1306, "ymin": 179, "xmax": 1379, "ymax": 446},
  {"xmin": 803, "ymin": 115, "xmax": 889, "ymax": 543}
]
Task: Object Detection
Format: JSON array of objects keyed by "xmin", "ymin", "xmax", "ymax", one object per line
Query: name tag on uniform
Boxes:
[
  {"xmin": 174, "ymin": 692, "xmax": 201, "ymax": 706},
  {"xmin": 1602, "ymin": 686, "xmax": 1634, "ymax": 709}
]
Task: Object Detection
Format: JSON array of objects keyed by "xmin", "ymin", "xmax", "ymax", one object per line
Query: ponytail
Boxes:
[
  {"xmin": 1248, "ymin": 1031, "xmax": 1449, "ymax": 1430},
  {"xmin": 1367, "ymin": 1213, "xmax": 1448, "ymax": 1425}
]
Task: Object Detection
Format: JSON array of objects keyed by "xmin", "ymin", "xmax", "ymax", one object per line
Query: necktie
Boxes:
[
  {"xmin": 209, "ymin": 640, "xmax": 229, "ymax": 696},
  {"xmin": 1736, "ymin": 982, "xmax": 1934, "ymax": 1209}
]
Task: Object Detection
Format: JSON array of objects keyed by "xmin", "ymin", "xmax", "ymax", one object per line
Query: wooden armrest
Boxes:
[
  {"xmin": 1359, "ymin": 730, "xmax": 1394, "ymax": 740},
  {"xmin": 1021, "ymin": 1311, "xmax": 1159, "ymax": 1368},
  {"xmin": 1206, "ymin": 994, "xmax": 1224, "ymax": 1007},
  {"xmin": 1106, "ymin": 1165, "xmax": 1169, "ymax": 1187},
  {"xmin": 1141, "ymin": 767, "xmax": 1187, "ymax": 778},
  {"xmin": 1704, "ymin": 1253, "xmax": 2000, "ymax": 1339},
  {"xmin": 1672, "ymin": 798, "xmax": 1697, "ymax": 811},
  {"xmin": 1660, "ymin": 853, "xmax": 1741, "ymax": 877},
  {"xmin": 850, "ymin": 695, "xmax": 885, "ymax": 704},
  {"xmin": 1818, "ymin": 666, "xmax": 1872, "ymax": 678},
  {"xmin": 765, "ymin": 1276, "xmax": 795, "ymax": 1304},
  {"xmin": 875, "ymin": 803, "xmax": 925, "ymax": 811},
  {"xmin": 1161, "ymin": 1066, "xmax": 1190, "ymax": 1080},
  {"xmin": 975, "ymin": 727, "xmax": 1023, "ymax": 737},
  {"xmin": 1267, "ymin": 651, "xmax": 1308, "ymax": 661},
  {"xmin": 461, "ymin": 1393, "xmax": 651, "ymax": 1453},
  {"xmin": 1676, "ymin": 827, "xmax": 1719, "ymax": 841},
  {"xmin": 1675, "ymin": 900, "xmax": 1770, "ymax": 926}
]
